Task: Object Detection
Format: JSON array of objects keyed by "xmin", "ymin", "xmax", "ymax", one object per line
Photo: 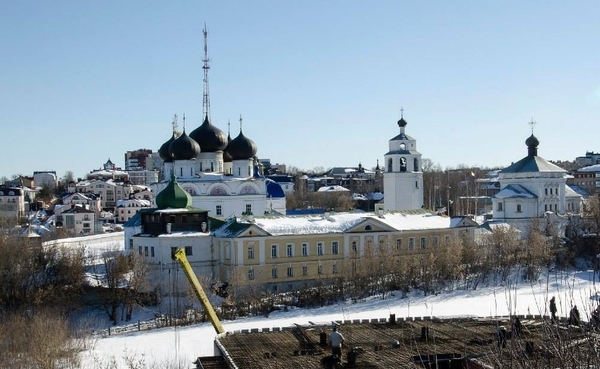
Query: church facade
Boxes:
[
  {"xmin": 492, "ymin": 132, "xmax": 582, "ymax": 235},
  {"xmin": 383, "ymin": 113, "xmax": 424, "ymax": 211}
]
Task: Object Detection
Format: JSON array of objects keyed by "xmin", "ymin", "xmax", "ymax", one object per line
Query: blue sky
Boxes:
[{"xmin": 1, "ymin": 1, "xmax": 599, "ymax": 180}]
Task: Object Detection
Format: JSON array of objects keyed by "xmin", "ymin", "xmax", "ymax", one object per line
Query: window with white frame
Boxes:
[
  {"xmin": 408, "ymin": 238, "xmax": 415, "ymax": 250},
  {"xmin": 245, "ymin": 204, "xmax": 252, "ymax": 214},
  {"xmin": 287, "ymin": 266, "xmax": 293, "ymax": 277},
  {"xmin": 331, "ymin": 241, "xmax": 339, "ymax": 255},
  {"xmin": 302, "ymin": 243, "xmax": 308, "ymax": 256},
  {"xmin": 497, "ymin": 202, "xmax": 503, "ymax": 211},
  {"xmin": 332, "ymin": 264, "xmax": 338, "ymax": 274},
  {"xmin": 302, "ymin": 266, "xmax": 308, "ymax": 276},
  {"xmin": 317, "ymin": 242, "xmax": 324, "ymax": 255},
  {"xmin": 247, "ymin": 246, "xmax": 254, "ymax": 260},
  {"xmin": 396, "ymin": 238, "xmax": 402, "ymax": 250},
  {"xmin": 516, "ymin": 204, "xmax": 522, "ymax": 213},
  {"xmin": 272, "ymin": 267, "xmax": 278, "ymax": 278},
  {"xmin": 351, "ymin": 241, "xmax": 358, "ymax": 253},
  {"xmin": 420, "ymin": 237, "xmax": 427, "ymax": 249},
  {"xmin": 286, "ymin": 243, "xmax": 294, "ymax": 257},
  {"xmin": 271, "ymin": 244, "xmax": 278, "ymax": 258}
]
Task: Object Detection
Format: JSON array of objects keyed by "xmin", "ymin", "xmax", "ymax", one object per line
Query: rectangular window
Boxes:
[
  {"xmin": 445, "ymin": 235, "xmax": 451, "ymax": 244},
  {"xmin": 248, "ymin": 246, "xmax": 254, "ymax": 260},
  {"xmin": 545, "ymin": 188, "xmax": 548, "ymax": 195},
  {"xmin": 151, "ymin": 247, "xmax": 155, "ymax": 257},
  {"xmin": 432, "ymin": 237, "xmax": 439, "ymax": 248},
  {"xmin": 332, "ymin": 264, "xmax": 338, "ymax": 274},
  {"xmin": 248, "ymin": 269, "xmax": 255, "ymax": 280},
  {"xmin": 420, "ymin": 237, "xmax": 427, "ymax": 249},
  {"xmin": 216, "ymin": 205, "xmax": 222, "ymax": 216},
  {"xmin": 185, "ymin": 246, "xmax": 193, "ymax": 256},
  {"xmin": 351, "ymin": 241, "xmax": 357, "ymax": 253},
  {"xmin": 331, "ymin": 241, "xmax": 339, "ymax": 255},
  {"xmin": 317, "ymin": 242, "xmax": 324, "ymax": 256},
  {"xmin": 516, "ymin": 204, "xmax": 522, "ymax": 212},
  {"xmin": 245, "ymin": 204, "xmax": 252, "ymax": 214},
  {"xmin": 287, "ymin": 267, "xmax": 293, "ymax": 277},
  {"xmin": 497, "ymin": 202, "xmax": 503, "ymax": 211},
  {"xmin": 545, "ymin": 204, "xmax": 548, "ymax": 211},
  {"xmin": 408, "ymin": 238, "xmax": 415, "ymax": 250},
  {"xmin": 302, "ymin": 243, "xmax": 308, "ymax": 256},
  {"xmin": 271, "ymin": 244, "xmax": 278, "ymax": 258},
  {"xmin": 286, "ymin": 243, "xmax": 294, "ymax": 257},
  {"xmin": 302, "ymin": 266, "xmax": 308, "ymax": 276},
  {"xmin": 129, "ymin": 239, "xmax": 133, "ymax": 250},
  {"xmin": 139, "ymin": 246, "xmax": 142, "ymax": 255},
  {"xmin": 395, "ymin": 238, "xmax": 402, "ymax": 250},
  {"xmin": 272, "ymin": 268, "xmax": 278, "ymax": 279}
]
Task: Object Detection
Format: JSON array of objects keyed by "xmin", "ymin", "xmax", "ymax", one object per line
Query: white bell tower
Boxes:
[{"xmin": 383, "ymin": 109, "xmax": 424, "ymax": 211}]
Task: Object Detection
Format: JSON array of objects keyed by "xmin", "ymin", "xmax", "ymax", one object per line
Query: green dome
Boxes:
[{"xmin": 155, "ymin": 175, "xmax": 193, "ymax": 209}]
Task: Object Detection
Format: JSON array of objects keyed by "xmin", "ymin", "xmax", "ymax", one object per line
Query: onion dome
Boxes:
[
  {"xmin": 228, "ymin": 131, "xmax": 257, "ymax": 160},
  {"xmin": 223, "ymin": 137, "xmax": 233, "ymax": 162},
  {"xmin": 169, "ymin": 129, "xmax": 200, "ymax": 160},
  {"xmin": 397, "ymin": 116, "xmax": 408, "ymax": 128},
  {"xmin": 159, "ymin": 133, "xmax": 176, "ymax": 162},
  {"xmin": 155, "ymin": 175, "xmax": 193, "ymax": 209},
  {"xmin": 526, "ymin": 134, "xmax": 539, "ymax": 157},
  {"xmin": 190, "ymin": 115, "xmax": 228, "ymax": 152}
]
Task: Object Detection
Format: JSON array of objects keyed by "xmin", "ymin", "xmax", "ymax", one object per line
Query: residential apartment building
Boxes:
[
  {"xmin": 571, "ymin": 164, "xmax": 600, "ymax": 195},
  {"xmin": 0, "ymin": 187, "xmax": 25, "ymax": 218},
  {"xmin": 115, "ymin": 198, "xmax": 152, "ymax": 223},
  {"xmin": 74, "ymin": 179, "xmax": 133, "ymax": 210},
  {"xmin": 55, "ymin": 205, "xmax": 97, "ymax": 236}
]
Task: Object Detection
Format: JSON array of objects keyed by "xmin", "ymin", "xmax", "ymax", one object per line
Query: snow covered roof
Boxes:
[
  {"xmin": 317, "ymin": 185, "xmax": 349, "ymax": 192},
  {"xmin": 493, "ymin": 184, "xmax": 537, "ymax": 199},
  {"xmin": 214, "ymin": 210, "xmax": 471, "ymax": 237},
  {"xmin": 577, "ymin": 164, "xmax": 600, "ymax": 172},
  {"xmin": 500, "ymin": 155, "xmax": 566, "ymax": 174},
  {"xmin": 565, "ymin": 185, "xmax": 583, "ymax": 199}
]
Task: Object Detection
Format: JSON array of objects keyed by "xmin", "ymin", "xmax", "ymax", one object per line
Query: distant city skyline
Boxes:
[{"xmin": 1, "ymin": 1, "xmax": 599, "ymax": 180}]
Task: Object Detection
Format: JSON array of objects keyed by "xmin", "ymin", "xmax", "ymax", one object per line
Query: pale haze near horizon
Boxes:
[{"xmin": 1, "ymin": 1, "xmax": 599, "ymax": 181}]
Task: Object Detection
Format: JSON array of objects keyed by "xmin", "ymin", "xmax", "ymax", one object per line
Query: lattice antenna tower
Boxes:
[{"xmin": 202, "ymin": 24, "xmax": 211, "ymax": 120}]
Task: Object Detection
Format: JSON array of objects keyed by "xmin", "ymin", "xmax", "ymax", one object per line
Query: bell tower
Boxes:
[{"xmin": 383, "ymin": 109, "xmax": 424, "ymax": 211}]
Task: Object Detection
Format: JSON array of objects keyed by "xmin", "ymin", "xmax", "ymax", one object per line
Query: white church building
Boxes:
[
  {"xmin": 491, "ymin": 132, "xmax": 582, "ymax": 235},
  {"xmin": 383, "ymin": 112, "xmax": 424, "ymax": 211}
]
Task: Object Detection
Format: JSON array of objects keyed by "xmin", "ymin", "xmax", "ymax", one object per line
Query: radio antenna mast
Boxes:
[{"xmin": 202, "ymin": 24, "xmax": 211, "ymax": 120}]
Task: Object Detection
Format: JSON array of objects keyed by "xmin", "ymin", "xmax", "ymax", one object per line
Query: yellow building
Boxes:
[{"xmin": 213, "ymin": 210, "xmax": 477, "ymax": 293}]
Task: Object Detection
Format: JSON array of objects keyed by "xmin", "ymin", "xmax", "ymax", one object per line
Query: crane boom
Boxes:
[{"xmin": 172, "ymin": 248, "xmax": 225, "ymax": 334}]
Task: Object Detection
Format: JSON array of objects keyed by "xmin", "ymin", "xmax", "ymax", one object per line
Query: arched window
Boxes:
[
  {"xmin": 400, "ymin": 157, "xmax": 407, "ymax": 172},
  {"xmin": 387, "ymin": 158, "xmax": 393, "ymax": 172},
  {"xmin": 414, "ymin": 158, "xmax": 418, "ymax": 171}
]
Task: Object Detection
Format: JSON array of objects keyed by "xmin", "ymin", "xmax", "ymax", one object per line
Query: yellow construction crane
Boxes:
[{"xmin": 172, "ymin": 248, "xmax": 225, "ymax": 334}]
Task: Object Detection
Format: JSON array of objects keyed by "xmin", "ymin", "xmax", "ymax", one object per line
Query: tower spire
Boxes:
[
  {"xmin": 239, "ymin": 114, "xmax": 243, "ymax": 132},
  {"xmin": 202, "ymin": 24, "xmax": 211, "ymax": 120},
  {"xmin": 183, "ymin": 113, "xmax": 186, "ymax": 131},
  {"xmin": 172, "ymin": 114, "xmax": 179, "ymax": 135}
]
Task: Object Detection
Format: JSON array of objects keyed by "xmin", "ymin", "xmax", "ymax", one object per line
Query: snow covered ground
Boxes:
[{"xmin": 79, "ymin": 266, "xmax": 600, "ymax": 369}]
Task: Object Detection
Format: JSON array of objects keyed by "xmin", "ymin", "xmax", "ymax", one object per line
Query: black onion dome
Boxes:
[
  {"xmin": 397, "ymin": 117, "xmax": 408, "ymax": 128},
  {"xmin": 169, "ymin": 129, "xmax": 200, "ymax": 160},
  {"xmin": 190, "ymin": 115, "xmax": 228, "ymax": 152},
  {"xmin": 223, "ymin": 133, "xmax": 233, "ymax": 162},
  {"xmin": 526, "ymin": 134, "xmax": 539, "ymax": 157},
  {"xmin": 525, "ymin": 134, "xmax": 539, "ymax": 149},
  {"xmin": 228, "ymin": 131, "xmax": 257, "ymax": 160},
  {"xmin": 159, "ymin": 133, "xmax": 176, "ymax": 162}
]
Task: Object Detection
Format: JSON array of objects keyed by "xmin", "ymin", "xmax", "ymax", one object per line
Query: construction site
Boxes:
[{"xmin": 196, "ymin": 315, "xmax": 600, "ymax": 369}]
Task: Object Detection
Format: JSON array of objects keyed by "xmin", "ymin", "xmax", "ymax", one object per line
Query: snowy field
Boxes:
[{"xmin": 79, "ymin": 265, "xmax": 600, "ymax": 368}]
